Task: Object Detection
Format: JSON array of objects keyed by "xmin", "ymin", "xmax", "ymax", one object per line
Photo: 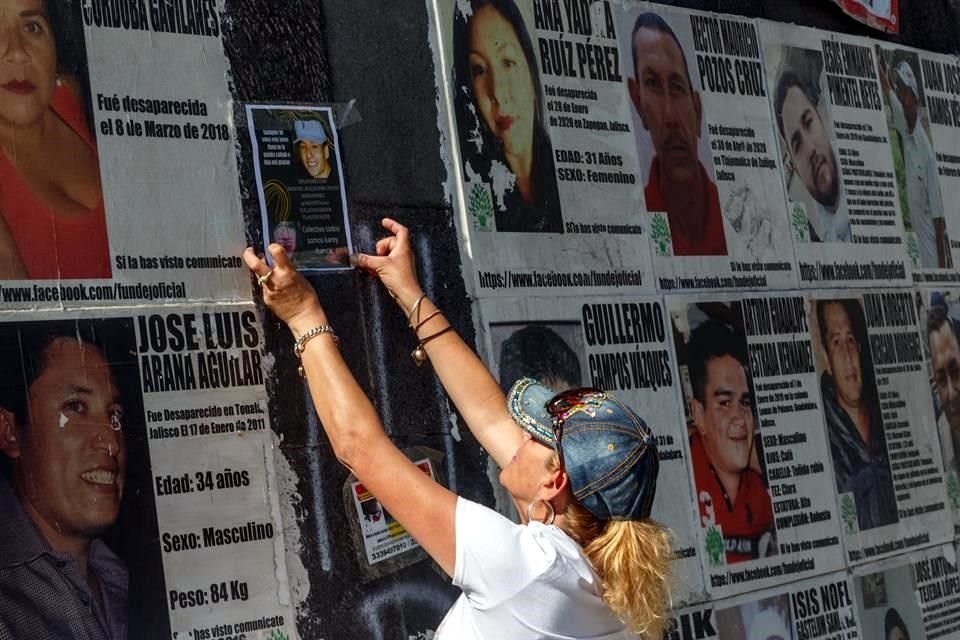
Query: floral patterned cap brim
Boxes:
[{"xmin": 506, "ymin": 377, "xmax": 557, "ymax": 448}]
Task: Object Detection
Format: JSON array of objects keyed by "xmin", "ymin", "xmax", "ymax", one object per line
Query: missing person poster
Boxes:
[
  {"xmin": 0, "ymin": 4, "xmax": 255, "ymax": 308},
  {"xmin": 615, "ymin": 4, "xmax": 798, "ymax": 292},
  {"xmin": 667, "ymin": 294, "xmax": 844, "ymax": 599},
  {"xmin": 478, "ymin": 294, "xmax": 704, "ymax": 604},
  {"xmin": 808, "ymin": 292, "xmax": 952, "ymax": 565},
  {"xmin": 873, "ymin": 44, "xmax": 960, "ymax": 284},
  {"xmin": 670, "ymin": 571, "xmax": 859, "ymax": 640},
  {"xmin": 759, "ymin": 23, "xmax": 912, "ymax": 290},
  {"xmin": 852, "ymin": 545, "xmax": 960, "ymax": 640},
  {"xmin": 429, "ymin": 0, "xmax": 656, "ymax": 297},
  {"xmin": 246, "ymin": 105, "xmax": 352, "ymax": 271},
  {"xmin": 0, "ymin": 309, "xmax": 295, "ymax": 640},
  {"xmin": 349, "ymin": 458, "xmax": 436, "ymax": 566},
  {"xmin": 136, "ymin": 305, "xmax": 296, "ymax": 639},
  {"xmin": 918, "ymin": 290, "xmax": 960, "ymax": 535}
]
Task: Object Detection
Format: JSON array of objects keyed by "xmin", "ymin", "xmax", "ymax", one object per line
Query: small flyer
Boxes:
[
  {"xmin": 245, "ymin": 105, "xmax": 352, "ymax": 271},
  {"xmin": 350, "ymin": 459, "xmax": 435, "ymax": 566}
]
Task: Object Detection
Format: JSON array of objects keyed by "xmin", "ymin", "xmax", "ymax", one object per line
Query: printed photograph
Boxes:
[
  {"xmin": 771, "ymin": 47, "xmax": 851, "ymax": 244},
  {"xmin": 671, "ymin": 302, "xmax": 777, "ymax": 564},
  {"xmin": 489, "ymin": 321, "xmax": 586, "ymax": 394},
  {"xmin": 0, "ymin": 318, "xmax": 168, "ymax": 638},
  {"xmin": 855, "ymin": 565, "xmax": 927, "ymax": 640},
  {"xmin": 809, "ymin": 299, "xmax": 898, "ymax": 531},
  {"xmin": 452, "ymin": 0, "xmax": 563, "ymax": 234},
  {"xmin": 623, "ymin": 10, "xmax": 728, "ymax": 257},
  {"xmin": 922, "ymin": 291, "xmax": 960, "ymax": 474},
  {"xmin": 0, "ymin": 1, "xmax": 111, "ymax": 280},
  {"xmin": 247, "ymin": 105, "xmax": 352, "ymax": 271},
  {"xmin": 875, "ymin": 45, "xmax": 950, "ymax": 270},
  {"xmin": 716, "ymin": 593, "xmax": 795, "ymax": 640}
]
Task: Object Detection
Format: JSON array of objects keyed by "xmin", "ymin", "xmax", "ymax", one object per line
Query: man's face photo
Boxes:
[
  {"xmin": 822, "ymin": 303, "xmax": 864, "ymax": 409},
  {"xmin": 693, "ymin": 354, "xmax": 754, "ymax": 476},
  {"xmin": 299, "ymin": 139, "xmax": 331, "ymax": 179},
  {"xmin": 930, "ymin": 322, "xmax": 960, "ymax": 432},
  {"xmin": 629, "ymin": 25, "xmax": 703, "ymax": 187},
  {"xmin": 9, "ymin": 337, "xmax": 126, "ymax": 540},
  {"xmin": 780, "ymin": 85, "xmax": 839, "ymax": 208}
]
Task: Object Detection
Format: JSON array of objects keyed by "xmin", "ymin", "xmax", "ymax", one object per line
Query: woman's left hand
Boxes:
[{"xmin": 243, "ymin": 244, "xmax": 326, "ymax": 335}]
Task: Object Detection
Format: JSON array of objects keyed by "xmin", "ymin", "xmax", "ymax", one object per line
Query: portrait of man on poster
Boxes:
[
  {"xmin": 627, "ymin": 12, "xmax": 727, "ymax": 257},
  {"xmin": 815, "ymin": 299, "xmax": 898, "ymax": 531},
  {"xmin": 0, "ymin": 322, "xmax": 130, "ymax": 639},
  {"xmin": 293, "ymin": 119, "xmax": 335, "ymax": 181},
  {"xmin": 774, "ymin": 55, "xmax": 851, "ymax": 243},
  {"xmin": 684, "ymin": 317, "xmax": 776, "ymax": 564},
  {"xmin": 878, "ymin": 51, "xmax": 949, "ymax": 270},
  {"xmin": 926, "ymin": 299, "xmax": 960, "ymax": 473}
]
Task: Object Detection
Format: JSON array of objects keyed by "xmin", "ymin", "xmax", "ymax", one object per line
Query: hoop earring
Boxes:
[{"xmin": 526, "ymin": 499, "xmax": 555, "ymax": 525}]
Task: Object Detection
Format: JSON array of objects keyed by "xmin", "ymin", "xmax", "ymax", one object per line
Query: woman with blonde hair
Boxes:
[{"xmin": 244, "ymin": 218, "xmax": 672, "ymax": 638}]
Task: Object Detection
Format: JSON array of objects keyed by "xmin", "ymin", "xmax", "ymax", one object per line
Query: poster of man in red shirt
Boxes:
[{"xmin": 674, "ymin": 305, "xmax": 777, "ymax": 564}]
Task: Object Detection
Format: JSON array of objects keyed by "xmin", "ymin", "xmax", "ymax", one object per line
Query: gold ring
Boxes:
[{"xmin": 256, "ymin": 269, "xmax": 274, "ymax": 286}]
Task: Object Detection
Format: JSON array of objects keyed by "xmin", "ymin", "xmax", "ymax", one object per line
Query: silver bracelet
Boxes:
[{"xmin": 293, "ymin": 325, "xmax": 339, "ymax": 374}]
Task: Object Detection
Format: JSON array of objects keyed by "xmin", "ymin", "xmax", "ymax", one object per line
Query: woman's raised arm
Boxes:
[
  {"xmin": 352, "ymin": 219, "xmax": 524, "ymax": 469},
  {"xmin": 244, "ymin": 245, "xmax": 458, "ymax": 575}
]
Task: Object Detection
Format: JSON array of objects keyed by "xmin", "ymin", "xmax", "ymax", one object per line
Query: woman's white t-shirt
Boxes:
[{"xmin": 435, "ymin": 498, "xmax": 634, "ymax": 639}]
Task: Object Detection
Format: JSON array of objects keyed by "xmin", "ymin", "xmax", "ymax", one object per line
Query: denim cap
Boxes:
[
  {"xmin": 507, "ymin": 378, "xmax": 659, "ymax": 521},
  {"xmin": 294, "ymin": 120, "xmax": 327, "ymax": 145}
]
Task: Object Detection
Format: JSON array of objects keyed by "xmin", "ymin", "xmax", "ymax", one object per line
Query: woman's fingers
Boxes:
[
  {"xmin": 375, "ymin": 236, "xmax": 394, "ymax": 257},
  {"xmin": 352, "ymin": 252, "xmax": 387, "ymax": 273},
  {"xmin": 381, "ymin": 218, "xmax": 409, "ymax": 245},
  {"xmin": 267, "ymin": 243, "xmax": 295, "ymax": 271},
  {"xmin": 243, "ymin": 247, "xmax": 270, "ymax": 276}
]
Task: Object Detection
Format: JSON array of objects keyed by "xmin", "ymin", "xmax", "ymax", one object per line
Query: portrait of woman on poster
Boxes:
[
  {"xmin": 453, "ymin": 0, "xmax": 563, "ymax": 234},
  {"xmin": 0, "ymin": 0, "xmax": 110, "ymax": 280}
]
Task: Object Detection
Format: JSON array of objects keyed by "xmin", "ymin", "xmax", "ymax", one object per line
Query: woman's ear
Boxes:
[
  {"xmin": 0, "ymin": 408, "xmax": 21, "ymax": 459},
  {"xmin": 540, "ymin": 465, "xmax": 569, "ymax": 501}
]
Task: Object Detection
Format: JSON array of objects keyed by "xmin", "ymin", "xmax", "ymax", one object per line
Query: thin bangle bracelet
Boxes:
[{"xmin": 406, "ymin": 293, "xmax": 427, "ymax": 327}]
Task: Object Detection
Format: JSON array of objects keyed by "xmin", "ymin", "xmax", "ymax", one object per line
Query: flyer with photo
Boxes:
[
  {"xmin": 667, "ymin": 293, "xmax": 844, "ymax": 598},
  {"xmin": 759, "ymin": 22, "xmax": 912, "ymax": 290},
  {"xmin": 807, "ymin": 291, "xmax": 952, "ymax": 563},
  {"xmin": 615, "ymin": 3, "xmax": 798, "ymax": 292}
]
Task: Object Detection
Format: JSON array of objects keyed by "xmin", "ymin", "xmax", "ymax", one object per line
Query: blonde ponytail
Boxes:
[{"xmin": 563, "ymin": 501, "xmax": 673, "ymax": 637}]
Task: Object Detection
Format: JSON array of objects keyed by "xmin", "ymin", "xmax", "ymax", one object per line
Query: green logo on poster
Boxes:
[
  {"xmin": 906, "ymin": 233, "xmax": 920, "ymax": 268},
  {"xmin": 840, "ymin": 493, "xmax": 858, "ymax": 534},
  {"xmin": 267, "ymin": 631, "xmax": 289, "ymax": 640},
  {"xmin": 468, "ymin": 183, "xmax": 494, "ymax": 232},
  {"xmin": 705, "ymin": 526, "xmax": 724, "ymax": 567},
  {"xmin": 948, "ymin": 473, "xmax": 960, "ymax": 510},
  {"xmin": 651, "ymin": 213, "xmax": 672, "ymax": 256},
  {"xmin": 791, "ymin": 203, "xmax": 808, "ymax": 242}
]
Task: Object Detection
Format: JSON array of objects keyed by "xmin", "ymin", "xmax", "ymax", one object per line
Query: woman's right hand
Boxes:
[
  {"xmin": 243, "ymin": 244, "xmax": 327, "ymax": 336},
  {"xmin": 352, "ymin": 218, "xmax": 425, "ymax": 311}
]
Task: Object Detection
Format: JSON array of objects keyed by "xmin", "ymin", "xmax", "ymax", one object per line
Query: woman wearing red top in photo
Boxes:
[{"xmin": 0, "ymin": 0, "xmax": 109, "ymax": 280}]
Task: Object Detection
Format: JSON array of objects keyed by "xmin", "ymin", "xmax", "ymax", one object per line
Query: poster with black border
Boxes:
[
  {"xmin": 807, "ymin": 290, "xmax": 951, "ymax": 565},
  {"xmin": 614, "ymin": 3, "xmax": 798, "ymax": 293},
  {"xmin": 852, "ymin": 544, "xmax": 960, "ymax": 640},
  {"xmin": 759, "ymin": 22, "xmax": 912, "ymax": 290},
  {"xmin": 0, "ymin": 3, "xmax": 253, "ymax": 309},
  {"xmin": 246, "ymin": 105, "xmax": 352, "ymax": 272},
  {"xmin": 478, "ymin": 294, "xmax": 705, "ymax": 604},
  {"xmin": 427, "ymin": 0, "xmax": 656, "ymax": 298},
  {"xmin": 666, "ymin": 293, "xmax": 844, "ymax": 599}
]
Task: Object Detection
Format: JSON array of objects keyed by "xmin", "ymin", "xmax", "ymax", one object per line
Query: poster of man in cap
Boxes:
[
  {"xmin": 246, "ymin": 105, "xmax": 352, "ymax": 271},
  {"xmin": 875, "ymin": 45, "xmax": 956, "ymax": 280}
]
